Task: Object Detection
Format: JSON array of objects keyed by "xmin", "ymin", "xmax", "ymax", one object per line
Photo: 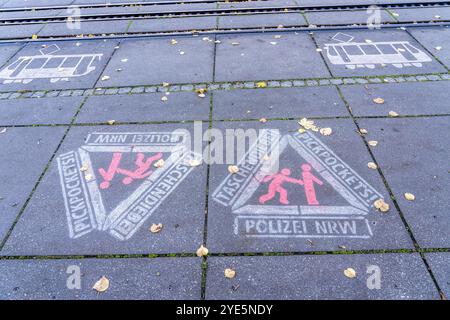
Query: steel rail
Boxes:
[
  {"xmin": 0, "ymin": 20, "xmax": 448, "ymax": 43},
  {"xmin": 1, "ymin": 1, "xmax": 450, "ymax": 25}
]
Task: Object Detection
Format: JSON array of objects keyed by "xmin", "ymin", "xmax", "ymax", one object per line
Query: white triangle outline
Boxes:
[{"xmin": 213, "ymin": 131, "xmax": 382, "ymax": 217}]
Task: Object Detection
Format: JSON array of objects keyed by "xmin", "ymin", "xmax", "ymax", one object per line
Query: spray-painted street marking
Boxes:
[
  {"xmin": 212, "ymin": 130, "xmax": 383, "ymax": 239},
  {"xmin": 0, "ymin": 44, "xmax": 103, "ymax": 84},
  {"xmin": 57, "ymin": 131, "xmax": 200, "ymax": 240},
  {"xmin": 324, "ymin": 32, "xmax": 431, "ymax": 70}
]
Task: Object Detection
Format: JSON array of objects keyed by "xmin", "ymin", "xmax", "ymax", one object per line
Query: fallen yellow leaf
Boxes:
[
  {"xmin": 319, "ymin": 127, "xmax": 332, "ymax": 136},
  {"xmin": 189, "ymin": 159, "xmax": 201, "ymax": 167},
  {"xmin": 93, "ymin": 276, "xmax": 109, "ymax": 292},
  {"xmin": 224, "ymin": 268, "xmax": 236, "ymax": 279},
  {"xmin": 256, "ymin": 81, "xmax": 267, "ymax": 88},
  {"xmin": 196, "ymin": 245, "xmax": 209, "ymax": 257},
  {"xmin": 228, "ymin": 165, "xmax": 239, "ymax": 174},
  {"xmin": 154, "ymin": 159, "xmax": 165, "ymax": 168},
  {"xmin": 150, "ymin": 223, "xmax": 163, "ymax": 233},
  {"xmin": 388, "ymin": 111, "xmax": 399, "ymax": 117},
  {"xmin": 373, "ymin": 97, "xmax": 385, "ymax": 104},
  {"xmin": 367, "ymin": 162, "xmax": 378, "ymax": 170},
  {"xmin": 374, "ymin": 199, "xmax": 390, "ymax": 212},
  {"xmin": 404, "ymin": 193, "xmax": 415, "ymax": 201},
  {"xmin": 344, "ymin": 268, "xmax": 356, "ymax": 278}
]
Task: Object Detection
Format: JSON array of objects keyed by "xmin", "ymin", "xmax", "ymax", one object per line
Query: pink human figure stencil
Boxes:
[
  {"xmin": 301, "ymin": 164, "xmax": 323, "ymax": 205},
  {"xmin": 259, "ymin": 168, "xmax": 304, "ymax": 205},
  {"xmin": 98, "ymin": 152, "xmax": 163, "ymax": 189}
]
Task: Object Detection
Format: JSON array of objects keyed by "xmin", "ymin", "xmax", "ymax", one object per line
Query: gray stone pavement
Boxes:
[{"xmin": 0, "ymin": 0, "xmax": 449, "ymax": 300}]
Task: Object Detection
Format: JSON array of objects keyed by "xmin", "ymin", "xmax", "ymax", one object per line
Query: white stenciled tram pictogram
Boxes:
[
  {"xmin": 0, "ymin": 44, "xmax": 102, "ymax": 84},
  {"xmin": 324, "ymin": 32, "xmax": 432, "ymax": 69}
]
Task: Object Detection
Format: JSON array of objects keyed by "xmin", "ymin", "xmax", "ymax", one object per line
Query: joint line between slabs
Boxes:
[
  {"xmin": 0, "ymin": 96, "xmax": 89, "ymax": 251},
  {"xmin": 336, "ymin": 86, "xmax": 445, "ymax": 297}
]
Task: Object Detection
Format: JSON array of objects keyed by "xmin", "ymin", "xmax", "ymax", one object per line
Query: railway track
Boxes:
[{"xmin": 1, "ymin": 1, "xmax": 450, "ymax": 25}]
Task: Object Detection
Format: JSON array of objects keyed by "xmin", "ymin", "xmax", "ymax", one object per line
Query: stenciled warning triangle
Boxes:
[
  {"xmin": 57, "ymin": 131, "xmax": 200, "ymax": 241},
  {"xmin": 212, "ymin": 130, "xmax": 382, "ymax": 217}
]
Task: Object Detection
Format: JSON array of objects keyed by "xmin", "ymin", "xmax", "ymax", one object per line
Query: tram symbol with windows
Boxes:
[
  {"xmin": 0, "ymin": 44, "xmax": 103, "ymax": 84},
  {"xmin": 324, "ymin": 32, "xmax": 431, "ymax": 69}
]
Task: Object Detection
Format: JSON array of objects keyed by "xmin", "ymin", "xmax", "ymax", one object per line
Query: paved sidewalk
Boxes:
[{"xmin": 0, "ymin": 0, "xmax": 449, "ymax": 300}]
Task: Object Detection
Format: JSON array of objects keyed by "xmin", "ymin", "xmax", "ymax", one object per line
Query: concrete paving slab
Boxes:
[
  {"xmin": 205, "ymin": 253, "xmax": 439, "ymax": 300},
  {"xmin": 0, "ymin": 43, "xmax": 23, "ymax": 68},
  {"xmin": 128, "ymin": 16, "xmax": 216, "ymax": 33},
  {"xmin": 409, "ymin": 27, "xmax": 450, "ymax": 70},
  {"xmin": 98, "ymin": 37, "xmax": 215, "ymax": 87},
  {"xmin": 219, "ymin": 0, "xmax": 298, "ymax": 9},
  {"xmin": 0, "ymin": 96, "xmax": 84, "ymax": 126},
  {"xmin": 305, "ymin": 9, "xmax": 395, "ymax": 26},
  {"xmin": 134, "ymin": 2, "xmax": 218, "ymax": 13},
  {"xmin": 76, "ymin": 91, "xmax": 211, "ymax": 123},
  {"xmin": 218, "ymin": 13, "xmax": 306, "ymax": 29},
  {"xmin": 356, "ymin": 117, "xmax": 450, "ymax": 248},
  {"xmin": 39, "ymin": 20, "xmax": 131, "ymax": 37},
  {"xmin": 0, "ymin": 24, "xmax": 44, "ymax": 40},
  {"xmin": 0, "ymin": 257, "xmax": 201, "ymax": 300},
  {"xmin": 314, "ymin": 29, "xmax": 447, "ymax": 77},
  {"xmin": 390, "ymin": 7, "xmax": 450, "ymax": 22},
  {"xmin": 206, "ymin": 119, "xmax": 413, "ymax": 253},
  {"xmin": 1, "ymin": 0, "xmax": 74, "ymax": 8},
  {"xmin": 425, "ymin": 252, "xmax": 450, "ymax": 298},
  {"xmin": 0, "ymin": 126, "xmax": 66, "ymax": 244},
  {"xmin": 0, "ymin": 40, "xmax": 118, "ymax": 92},
  {"xmin": 340, "ymin": 81, "xmax": 450, "ymax": 116},
  {"xmin": 0, "ymin": 9, "xmax": 63, "ymax": 19},
  {"xmin": 215, "ymin": 32, "xmax": 331, "ymax": 82},
  {"xmin": 212, "ymin": 86, "xmax": 349, "ymax": 120},
  {"xmin": 1, "ymin": 123, "xmax": 207, "ymax": 256}
]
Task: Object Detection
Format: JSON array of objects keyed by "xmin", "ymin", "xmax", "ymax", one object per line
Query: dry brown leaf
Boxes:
[
  {"xmin": 154, "ymin": 159, "xmax": 165, "ymax": 168},
  {"xmin": 107, "ymin": 120, "xmax": 116, "ymax": 125},
  {"xmin": 368, "ymin": 140, "xmax": 378, "ymax": 147},
  {"xmin": 259, "ymin": 118, "xmax": 267, "ymax": 123},
  {"xmin": 228, "ymin": 165, "xmax": 239, "ymax": 174},
  {"xmin": 320, "ymin": 127, "xmax": 332, "ymax": 136},
  {"xmin": 374, "ymin": 199, "xmax": 390, "ymax": 212},
  {"xmin": 224, "ymin": 268, "xmax": 236, "ymax": 279},
  {"xmin": 150, "ymin": 223, "xmax": 163, "ymax": 233},
  {"xmin": 162, "ymin": 82, "xmax": 170, "ymax": 87},
  {"xmin": 373, "ymin": 97, "xmax": 385, "ymax": 104},
  {"xmin": 196, "ymin": 245, "xmax": 209, "ymax": 257},
  {"xmin": 80, "ymin": 163, "xmax": 89, "ymax": 172},
  {"xmin": 344, "ymin": 268, "xmax": 356, "ymax": 278},
  {"xmin": 367, "ymin": 162, "xmax": 378, "ymax": 170},
  {"xmin": 359, "ymin": 128, "xmax": 368, "ymax": 134},
  {"xmin": 170, "ymin": 39, "xmax": 178, "ymax": 45},
  {"xmin": 93, "ymin": 276, "xmax": 109, "ymax": 292},
  {"xmin": 404, "ymin": 193, "xmax": 415, "ymax": 201}
]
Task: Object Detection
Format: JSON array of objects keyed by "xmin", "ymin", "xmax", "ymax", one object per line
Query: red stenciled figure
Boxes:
[
  {"xmin": 301, "ymin": 164, "xmax": 323, "ymax": 205},
  {"xmin": 258, "ymin": 168, "xmax": 304, "ymax": 205},
  {"xmin": 98, "ymin": 152, "xmax": 163, "ymax": 189}
]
